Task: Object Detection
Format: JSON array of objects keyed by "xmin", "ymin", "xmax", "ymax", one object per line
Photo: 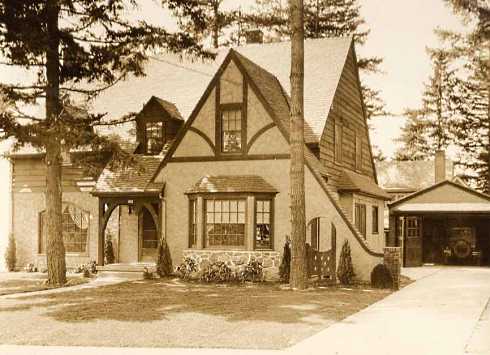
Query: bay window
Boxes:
[
  {"xmin": 255, "ymin": 199, "xmax": 273, "ymax": 249},
  {"xmin": 205, "ymin": 199, "xmax": 246, "ymax": 248}
]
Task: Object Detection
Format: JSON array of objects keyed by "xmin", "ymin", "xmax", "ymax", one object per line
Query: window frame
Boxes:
[
  {"xmin": 354, "ymin": 203, "xmax": 367, "ymax": 238},
  {"xmin": 145, "ymin": 120, "xmax": 166, "ymax": 154},
  {"xmin": 372, "ymin": 205, "xmax": 379, "ymax": 234},
  {"xmin": 204, "ymin": 196, "xmax": 247, "ymax": 250},
  {"xmin": 38, "ymin": 203, "xmax": 90, "ymax": 255},
  {"xmin": 218, "ymin": 103, "xmax": 245, "ymax": 155},
  {"xmin": 334, "ymin": 118, "xmax": 343, "ymax": 163},
  {"xmin": 254, "ymin": 198, "xmax": 274, "ymax": 250},
  {"xmin": 188, "ymin": 197, "xmax": 198, "ymax": 248}
]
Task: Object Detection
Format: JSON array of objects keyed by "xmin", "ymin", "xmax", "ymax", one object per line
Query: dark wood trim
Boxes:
[
  {"xmin": 91, "ymin": 191, "xmax": 161, "ymax": 198},
  {"xmin": 220, "ymin": 102, "xmax": 242, "ymax": 110},
  {"xmin": 188, "ymin": 127, "xmax": 216, "ymax": 153},
  {"xmin": 242, "ymin": 79, "xmax": 248, "ymax": 154},
  {"xmin": 215, "ymin": 79, "xmax": 222, "ymax": 154},
  {"xmin": 98, "ymin": 200, "xmax": 105, "ymax": 265},
  {"xmin": 169, "ymin": 153, "xmax": 290, "ymax": 163},
  {"xmin": 246, "ymin": 123, "xmax": 276, "ymax": 153}
]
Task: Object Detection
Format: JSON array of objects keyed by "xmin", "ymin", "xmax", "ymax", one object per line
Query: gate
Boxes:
[{"xmin": 306, "ymin": 217, "xmax": 337, "ymax": 282}]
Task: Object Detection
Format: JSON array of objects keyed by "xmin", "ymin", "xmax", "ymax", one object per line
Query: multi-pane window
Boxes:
[
  {"xmin": 406, "ymin": 217, "xmax": 420, "ymax": 238},
  {"xmin": 146, "ymin": 121, "xmax": 165, "ymax": 154},
  {"xmin": 255, "ymin": 200, "xmax": 272, "ymax": 249},
  {"xmin": 39, "ymin": 204, "xmax": 89, "ymax": 253},
  {"xmin": 221, "ymin": 109, "xmax": 242, "ymax": 153},
  {"xmin": 355, "ymin": 203, "xmax": 366, "ymax": 238},
  {"xmin": 372, "ymin": 206, "xmax": 379, "ymax": 234},
  {"xmin": 355, "ymin": 134, "xmax": 362, "ymax": 170},
  {"xmin": 189, "ymin": 199, "xmax": 197, "ymax": 248},
  {"xmin": 334, "ymin": 119, "xmax": 342, "ymax": 162},
  {"xmin": 205, "ymin": 199, "xmax": 246, "ymax": 247}
]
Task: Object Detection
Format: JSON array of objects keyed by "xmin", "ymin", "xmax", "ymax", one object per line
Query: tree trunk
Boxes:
[
  {"xmin": 45, "ymin": 0, "xmax": 66, "ymax": 286},
  {"xmin": 486, "ymin": 44, "xmax": 490, "ymax": 193},
  {"xmin": 212, "ymin": 0, "xmax": 219, "ymax": 48},
  {"xmin": 288, "ymin": 0, "xmax": 307, "ymax": 290}
]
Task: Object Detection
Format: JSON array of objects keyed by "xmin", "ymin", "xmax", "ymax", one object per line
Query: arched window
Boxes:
[{"xmin": 39, "ymin": 203, "xmax": 90, "ymax": 254}]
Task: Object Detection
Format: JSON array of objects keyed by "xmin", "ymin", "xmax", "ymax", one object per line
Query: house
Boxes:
[
  {"xmin": 384, "ymin": 151, "xmax": 490, "ymax": 267},
  {"xmin": 8, "ymin": 36, "xmax": 390, "ymax": 280}
]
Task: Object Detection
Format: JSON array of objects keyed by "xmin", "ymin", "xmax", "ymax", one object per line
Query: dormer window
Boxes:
[
  {"xmin": 146, "ymin": 121, "xmax": 164, "ymax": 154},
  {"xmin": 220, "ymin": 105, "xmax": 243, "ymax": 153}
]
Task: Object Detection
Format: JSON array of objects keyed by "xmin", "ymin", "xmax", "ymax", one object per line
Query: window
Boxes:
[
  {"xmin": 39, "ymin": 204, "xmax": 89, "ymax": 254},
  {"xmin": 334, "ymin": 119, "xmax": 342, "ymax": 162},
  {"xmin": 372, "ymin": 206, "xmax": 379, "ymax": 234},
  {"xmin": 189, "ymin": 199, "xmax": 197, "ymax": 248},
  {"xmin": 406, "ymin": 217, "xmax": 420, "ymax": 238},
  {"xmin": 354, "ymin": 203, "xmax": 366, "ymax": 238},
  {"xmin": 355, "ymin": 134, "xmax": 362, "ymax": 170},
  {"xmin": 146, "ymin": 121, "xmax": 165, "ymax": 154},
  {"xmin": 205, "ymin": 199, "xmax": 246, "ymax": 247},
  {"xmin": 255, "ymin": 200, "xmax": 272, "ymax": 249},
  {"xmin": 221, "ymin": 108, "xmax": 242, "ymax": 153}
]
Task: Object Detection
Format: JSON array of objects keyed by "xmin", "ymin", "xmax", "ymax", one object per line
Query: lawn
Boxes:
[
  {"xmin": 0, "ymin": 273, "xmax": 88, "ymax": 296},
  {"xmin": 0, "ymin": 278, "xmax": 392, "ymax": 349}
]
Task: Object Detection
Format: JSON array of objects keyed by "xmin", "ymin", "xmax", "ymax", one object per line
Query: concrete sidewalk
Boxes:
[{"xmin": 291, "ymin": 267, "xmax": 490, "ymax": 355}]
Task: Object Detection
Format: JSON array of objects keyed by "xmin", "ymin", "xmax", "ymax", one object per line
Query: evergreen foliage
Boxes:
[
  {"xmin": 370, "ymin": 264, "xmax": 393, "ymax": 289},
  {"xmin": 0, "ymin": 1, "xmax": 209, "ymax": 285},
  {"xmin": 337, "ymin": 240, "xmax": 355, "ymax": 285},
  {"xmin": 156, "ymin": 239, "xmax": 173, "ymax": 277},
  {"xmin": 104, "ymin": 234, "xmax": 115, "ymax": 265},
  {"xmin": 279, "ymin": 240, "xmax": 291, "ymax": 283},
  {"xmin": 4, "ymin": 233, "xmax": 16, "ymax": 272}
]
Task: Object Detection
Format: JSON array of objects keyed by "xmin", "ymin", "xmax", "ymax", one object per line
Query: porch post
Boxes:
[
  {"xmin": 388, "ymin": 213, "xmax": 397, "ymax": 247},
  {"xmin": 97, "ymin": 199, "xmax": 105, "ymax": 266}
]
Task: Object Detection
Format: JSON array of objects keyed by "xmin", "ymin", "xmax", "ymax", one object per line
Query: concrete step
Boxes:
[{"xmin": 97, "ymin": 263, "xmax": 156, "ymax": 273}]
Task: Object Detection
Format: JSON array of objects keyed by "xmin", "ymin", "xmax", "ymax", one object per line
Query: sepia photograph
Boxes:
[{"xmin": 0, "ymin": 1, "xmax": 489, "ymax": 354}]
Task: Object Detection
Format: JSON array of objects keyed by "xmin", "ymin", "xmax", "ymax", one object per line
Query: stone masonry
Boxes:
[
  {"xmin": 384, "ymin": 247, "xmax": 401, "ymax": 290},
  {"xmin": 182, "ymin": 249, "xmax": 281, "ymax": 281}
]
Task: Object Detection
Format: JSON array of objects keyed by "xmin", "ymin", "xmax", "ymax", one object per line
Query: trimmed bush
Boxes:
[
  {"xmin": 4, "ymin": 233, "xmax": 16, "ymax": 272},
  {"xmin": 370, "ymin": 264, "xmax": 394, "ymax": 289},
  {"xmin": 104, "ymin": 234, "xmax": 115, "ymax": 265},
  {"xmin": 175, "ymin": 257, "xmax": 198, "ymax": 280},
  {"xmin": 337, "ymin": 240, "xmax": 355, "ymax": 285},
  {"xmin": 238, "ymin": 260, "xmax": 263, "ymax": 282},
  {"xmin": 143, "ymin": 266, "xmax": 153, "ymax": 280},
  {"xmin": 200, "ymin": 261, "xmax": 234, "ymax": 283},
  {"xmin": 279, "ymin": 240, "xmax": 291, "ymax": 283},
  {"xmin": 156, "ymin": 239, "xmax": 172, "ymax": 277}
]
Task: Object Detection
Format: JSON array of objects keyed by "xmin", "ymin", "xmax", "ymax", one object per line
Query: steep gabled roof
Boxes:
[
  {"xmin": 149, "ymin": 96, "xmax": 184, "ymax": 121},
  {"xmin": 338, "ymin": 169, "xmax": 391, "ymax": 200}
]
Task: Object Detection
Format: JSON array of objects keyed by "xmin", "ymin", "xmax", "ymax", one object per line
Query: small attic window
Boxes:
[
  {"xmin": 146, "ymin": 121, "xmax": 165, "ymax": 154},
  {"xmin": 221, "ymin": 106, "xmax": 243, "ymax": 153}
]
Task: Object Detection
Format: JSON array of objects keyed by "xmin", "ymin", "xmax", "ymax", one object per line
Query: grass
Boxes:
[
  {"xmin": 0, "ymin": 274, "xmax": 89, "ymax": 296},
  {"xmin": 0, "ymin": 278, "xmax": 393, "ymax": 349}
]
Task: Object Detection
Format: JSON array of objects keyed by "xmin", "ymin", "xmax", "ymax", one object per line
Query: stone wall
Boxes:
[
  {"xmin": 384, "ymin": 247, "xmax": 401, "ymax": 290},
  {"xmin": 182, "ymin": 249, "xmax": 281, "ymax": 281}
]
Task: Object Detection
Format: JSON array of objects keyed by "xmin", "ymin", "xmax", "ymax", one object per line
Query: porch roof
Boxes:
[
  {"xmin": 93, "ymin": 155, "xmax": 164, "ymax": 196},
  {"xmin": 186, "ymin": 175, "xmax": 278, "ymax": 194},
  {"xmin": 394, "ymin": 203, "xmax": 490, "ymax": 214}
]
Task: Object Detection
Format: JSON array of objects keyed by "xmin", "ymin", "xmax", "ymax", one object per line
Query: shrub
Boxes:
[
  {"xmin": 371, "ymin": 264, "xmax": 394, "ymax": 289},
  {"xmin": 4, "ymin": 233, "xmax": 16, "ymax": 272},
  {"xmin": 24, "ymin": 263, "xmax": 37, "ymax": 273},
  {"xmin": 156, "ymin": 239, "xmax": 172, "ymax": 277},
  {"xmin": 279, "ymin": 240, "xmax": 291, "ymax": 283},
  {"xmin": 142, "ymin": 266, "xmax": 153, "ymax": 280},
  {"xmin": 74, "ymin": 261, "xmax": 97, "ymax": 276},
  {"xmin": 104, "ymin": 234, "xmax": 115, "ymax": 265},
  {"xmin": 200, "ymin": 261, "xmax": 234, "ymax": 283},
  {"xmin": 337, "ymin": 240, "xmax": 355, "ymax": 285},
  {"xmin": 175, "ymin": 257, "xmax": 198, "ymax": 280},
  {"xmin": 238, "ymin": 260, "xmax": 263, "ymax": 282}
]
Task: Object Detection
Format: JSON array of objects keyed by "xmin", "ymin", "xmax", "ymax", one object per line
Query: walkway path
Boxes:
[{"xmin": 292, "ymin": 267, "xmax": 490, "ymax": 355}]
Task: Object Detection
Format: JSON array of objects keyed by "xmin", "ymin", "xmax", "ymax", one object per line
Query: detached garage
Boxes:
[{"xmin": 387, "ymin": 180, "xmax": 490, "ymax": 267}]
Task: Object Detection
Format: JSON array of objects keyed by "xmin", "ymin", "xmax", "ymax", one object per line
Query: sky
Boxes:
[{"xmin": 0, "ymin": 0, "xmax": 467, "ymax": 269}]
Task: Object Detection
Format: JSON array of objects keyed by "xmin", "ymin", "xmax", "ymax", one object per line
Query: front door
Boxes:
[
  {"xmin": 405, "ymin": 216, "xmax": 423, "ymax": 266},
  {"xmin": 139, "ymin": 207, "xmax": 159, "ymax": 262}
]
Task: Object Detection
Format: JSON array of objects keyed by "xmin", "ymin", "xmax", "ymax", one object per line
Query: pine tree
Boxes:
[
  {"xmin": 289, "ymin": 0, "xmax": 307, "ymax": 290},
  {"xmin": 104, "ymin": 234, "xmax": 115, "ymax": 265},
  {"xmin": 395, "ymin": 50, "xmax": 460, "ymax": 161},
  {"xmin": 0, "ymin": 0, "xmax": 208, "ymax": 285},
  {"xmin": 4, "ymin": 233, "xmax": 16, "ymax": 272},
  {"xmin": 337, "ymin": 240, "xmax": 354, "ymax": 285}
]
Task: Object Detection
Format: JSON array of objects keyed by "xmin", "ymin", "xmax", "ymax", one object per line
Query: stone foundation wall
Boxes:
[
  {"xmin": 384, "ymin": 247, "xmax": 401, "ymax": 290},
  {"xmin": 182, "ymin": 249, "xmax": 281, "ymax": 281}
]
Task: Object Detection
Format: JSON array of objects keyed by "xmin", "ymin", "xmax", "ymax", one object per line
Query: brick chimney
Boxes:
[
  {"xmin": 435, "ymin": 150, "xmax": 446, "ymax": 184},
  {"xmin": 245, "ymin": 29, "xmax": 263, "ymax": 44}
]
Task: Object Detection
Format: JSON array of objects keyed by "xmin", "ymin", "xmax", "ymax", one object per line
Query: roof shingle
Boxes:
[
  {"xmin": 187, "ymin": 175, "xmax": 278, "ymax": 194},
  {"xmin": 338, "ymin": 169, "xmax": 391, "ymax": 200}
]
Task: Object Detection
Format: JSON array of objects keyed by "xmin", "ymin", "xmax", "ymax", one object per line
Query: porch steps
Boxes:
[{"xmin": 96, "ymin": 263, "xmax": 157, "ymax": 281}]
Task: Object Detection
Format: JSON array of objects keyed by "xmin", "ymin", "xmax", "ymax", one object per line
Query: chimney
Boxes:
[
  {"xmin": 435, "ymin": 150, "xmax": 446, "ymax": 184},
  {"xmin": 245, "ymin": 29, "xmax": 263, "ymax": 44}
]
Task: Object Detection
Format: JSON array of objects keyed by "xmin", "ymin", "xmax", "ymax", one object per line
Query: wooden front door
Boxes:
[
  {"xmin": 404, "ymin": 217, "xmax": 423, "ymax": 266},
  {"xmin": 139, "ymin": 207, "xmax": 158, "ymax": 262}
]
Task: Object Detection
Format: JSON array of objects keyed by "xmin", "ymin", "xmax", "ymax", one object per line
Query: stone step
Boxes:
[
  {"xmin": 96, "ymin": 271, "xmax": 147, "ymax": 281},
  {"xmin": 97, "ymin": 263, "xmax": 156, "ymax": 273}
]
